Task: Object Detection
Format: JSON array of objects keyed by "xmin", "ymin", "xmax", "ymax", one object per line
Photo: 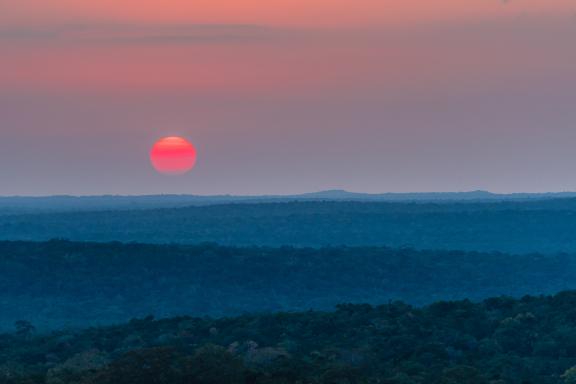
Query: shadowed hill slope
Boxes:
[
  {"xmin": 3, "ymin": 200, "xmax": 576, "ymax": 252},
  {"xmin": 2, "ymin": 240, "xmax": 576, "ymax": 330}
]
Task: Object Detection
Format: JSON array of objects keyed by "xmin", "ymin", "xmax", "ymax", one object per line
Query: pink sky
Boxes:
[
  {"xmin": 1, "ymin": 0, "xmax": 575, "ymax": 94},
  {"xmin": 2, "ymin": 20, "xmax": 575, "ymax": 93},
  {"xmin": 2, "ymin": 0, "xmax": 574, "ymax": 26},
  {"xmin": 1, "ymin": 1, "xmax": 576, "ymax": 195}
]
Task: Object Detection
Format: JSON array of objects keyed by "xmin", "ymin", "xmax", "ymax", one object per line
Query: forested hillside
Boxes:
[
  {"xmin": 5, "ymin": 291, "xmax": 576, "ymax": 383},
  {"xmin": 2, "ymin": 240, "xmax": 576, "ymax": 330},
  {"xmin": 3, "ymin": 200, "xmax": 576, "ymax": 253}
]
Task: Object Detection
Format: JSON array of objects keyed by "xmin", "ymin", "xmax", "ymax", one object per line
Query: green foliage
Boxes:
[
  {"xmin": 182, "ymin": 345, "xmax": 245, "ymax": 384},
  {"xmin": 563, "ymin": 366, "xmax": 576, "ymax": 384},
  {"xmin": 440, "ymin": 366, "xmax": 487, "ymax": 384},
  {"xmin": 84, "ymin": 347, "xmax": 179, "ymax": 384},
  {"xmin": 3, "ymin": 292, "xmax": 576, "ymax": 383}
]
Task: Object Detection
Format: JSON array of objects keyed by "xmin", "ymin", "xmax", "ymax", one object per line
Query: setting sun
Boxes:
[{"xmin": 150, "ymin": 136, "xmax": 197, "ymax": 175}]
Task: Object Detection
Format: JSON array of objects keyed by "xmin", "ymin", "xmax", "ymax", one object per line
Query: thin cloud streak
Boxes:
[
  {"xmin": 1, "ymin": 17, "xmax": 575, "ymax": 94},
  {"xmin": 0, "ymin": 23, "xmax": 278, "ymax": 43}
]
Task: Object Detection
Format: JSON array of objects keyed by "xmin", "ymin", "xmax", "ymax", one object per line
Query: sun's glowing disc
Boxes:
[{"xmin": 150, "ymin": 136, "xmax": 197, "ymax": 175}]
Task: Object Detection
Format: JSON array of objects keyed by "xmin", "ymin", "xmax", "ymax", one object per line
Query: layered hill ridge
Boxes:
[
  {"xmin": 1, "ymin": 240, "xmax": 576, "ymax": 330},
  {"xmin": 3, "ymin": 199, "xmax": 576, "ymax": 253},
  {"xmin": 2, "ymin": 190, "xmax": 576, "ymax": 213}
]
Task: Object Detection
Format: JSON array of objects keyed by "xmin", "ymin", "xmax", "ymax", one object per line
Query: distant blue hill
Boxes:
[
  {"xmin": 2, "ymin": 190, "xmax": 576, "ymax": 212},
  {"xmin": 4, "ymin": 198, "xmax": 576, "ymax": 253}
]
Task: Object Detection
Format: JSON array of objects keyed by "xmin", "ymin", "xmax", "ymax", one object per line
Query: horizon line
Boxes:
[{"xmin": 2, "ymin": 189, "xmax": 576, "ymax": 199}]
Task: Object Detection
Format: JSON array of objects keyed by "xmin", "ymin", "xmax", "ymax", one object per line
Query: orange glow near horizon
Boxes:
[{"xmin": 150, "ymin": 137, "xmax": 197, "ymax": 175}]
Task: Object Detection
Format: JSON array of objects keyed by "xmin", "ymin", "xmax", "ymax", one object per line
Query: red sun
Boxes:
[{"xmin": 150, "ymin": 136, "xmax": 197, "ymax": 175}]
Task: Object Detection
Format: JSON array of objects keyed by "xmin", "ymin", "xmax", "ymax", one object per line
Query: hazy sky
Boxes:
[{"xmin": 1, "ymin": 1, "xmax": 576, "ymax": 195}]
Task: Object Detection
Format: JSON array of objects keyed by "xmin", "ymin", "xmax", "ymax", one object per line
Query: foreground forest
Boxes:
[
  {"xmin": 4, "ymin": 200, "xmax": 576, "ymax": 253},
  {"xmin": 5, "ymin": 291, "xmax": 576, "ymax": 383},
  {"xmin": 2, "ymin": 240, "xmax": 576, "ymax": 330}
]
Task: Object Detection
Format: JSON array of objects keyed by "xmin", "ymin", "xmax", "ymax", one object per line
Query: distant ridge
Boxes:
[
  {"xmin": 299, "ymin": 189, "xmax": 576, "ymax": 201},
  {"xmin": 299, "ymin": 189, "xmax": 501, "ymax": 200},
  {"xmin": 3, "ymin": 189, "xmax": 576, "ymax": 213}
]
